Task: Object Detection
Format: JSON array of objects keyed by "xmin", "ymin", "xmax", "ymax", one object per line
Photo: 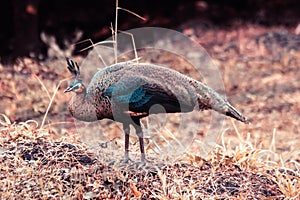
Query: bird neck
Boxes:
[{"xmin": 68, "ymin": 92, "xmax": 99, "ymax": 122}]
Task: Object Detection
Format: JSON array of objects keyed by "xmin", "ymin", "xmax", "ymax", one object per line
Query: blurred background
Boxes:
[{"xmin": 1, "ymin": 0, "xmax": 299, "ymax": 63}]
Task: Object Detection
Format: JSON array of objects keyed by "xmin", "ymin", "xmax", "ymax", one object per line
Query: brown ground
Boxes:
[{"xmin": 0, "ymin": 22, "xmax": 300, "ymax": 199}]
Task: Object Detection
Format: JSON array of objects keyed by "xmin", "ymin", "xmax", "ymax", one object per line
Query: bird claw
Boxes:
[
  {"xmin": 141, "ymin": 157, "xmax": 149, "ymax": 164},
  {"xmin": 119, "ymin": 156, "xmax": 149, "ymax": 167},
  {"xmin": 129, "ymin": 159, "xmax": 149, "ymax": 169},
  {"xmin": 120, "ymin": 157, "xmax": 133, "ymax": 164}
]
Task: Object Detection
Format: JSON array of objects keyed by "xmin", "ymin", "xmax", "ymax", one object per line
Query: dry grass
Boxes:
[
  {"xmin": 0, "ymin": 23, "xmax": 300, "ymax": 199},
  {"xmin": 0, "ymin": 115, "xmax": 299, "ymax": 199}
]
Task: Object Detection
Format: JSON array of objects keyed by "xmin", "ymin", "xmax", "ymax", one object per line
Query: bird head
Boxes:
[
  {"xmin": 64, "ymin": 58, "xmax": 86, "ymax": 94},
  {"xmin": 64, "ymin": 79, "xmax": 86, "ymax": 94}
]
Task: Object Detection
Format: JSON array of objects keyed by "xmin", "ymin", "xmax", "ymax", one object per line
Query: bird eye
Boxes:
[
  {"xmin": 72, "ymin": 83, "xmax": 84, "ymax": 93},
  {"xmin": 73, "ymin": 85, "xmax": 79, "ymax": 90}
]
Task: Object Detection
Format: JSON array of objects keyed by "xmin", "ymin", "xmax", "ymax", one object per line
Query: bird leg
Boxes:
[
  {"xmin": 122, "ymin": 123, "xmax": 130, "ymax": 162},
  {"xmin": 132, "ymin": 120, "xmax": 146, "ymax": 162}
]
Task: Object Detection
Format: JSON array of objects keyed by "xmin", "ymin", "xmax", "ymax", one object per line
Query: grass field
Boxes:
[{"xmin": 0, "ymin": 23, "xmax": 300, "ymax": 199}]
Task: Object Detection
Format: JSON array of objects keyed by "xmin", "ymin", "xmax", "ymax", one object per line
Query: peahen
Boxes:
[{"xmin": 64, "ymin": 58, "xmax": 249, "ymax": 162}]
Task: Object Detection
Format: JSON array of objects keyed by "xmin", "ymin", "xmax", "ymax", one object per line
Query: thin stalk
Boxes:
[
  {"xmin": 114, "ymin": 0, "xmax": 118, "ymax": 63},
  {"xmin": 41, "ymin": 77, "xmax": 70, "ymax": 128}
]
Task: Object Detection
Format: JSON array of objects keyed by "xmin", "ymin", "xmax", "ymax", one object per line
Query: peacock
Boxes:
[{"xmin": 64, "ymin": 58, "xmax": 249, "ymax": 162}]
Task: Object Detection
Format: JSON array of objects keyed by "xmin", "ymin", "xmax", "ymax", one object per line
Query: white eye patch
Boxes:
[{"xmin": 72, "ymin": 83, "xmax": 82, "ymax": 90}]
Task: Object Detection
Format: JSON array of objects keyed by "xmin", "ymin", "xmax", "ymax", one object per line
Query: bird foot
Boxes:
[
  {"xmin": 141, "ymin": 157, "xmax": 149, "ymax": 163},
  {"xmin": 134, "ymin": 156, "xmax": 149, "ymax": 166},
  {"xmin": 119, "ymin": 157, "xmax": 149, "ymax": 167},
  {"xmin": 129, "ymin": 159, "xmax": 148, "ymax": 168},
  {"xmin": 120, "ymin": 157, "xmax": 133, "ymax": 164}
]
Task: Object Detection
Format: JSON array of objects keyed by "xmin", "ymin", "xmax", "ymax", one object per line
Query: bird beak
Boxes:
[{"xmin": 64, "ymin": 86, "xmax": 72, "ymax": 93}]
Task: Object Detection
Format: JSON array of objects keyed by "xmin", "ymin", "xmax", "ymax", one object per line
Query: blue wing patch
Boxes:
[{"xmin": 104, "ymin": 85, "xmax": 153, "ymax": 108}]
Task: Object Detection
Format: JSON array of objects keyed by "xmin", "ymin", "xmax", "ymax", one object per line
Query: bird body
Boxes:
[{"xmin": 64, "ymin": 59, "xmax": 249, "ymax": 162}]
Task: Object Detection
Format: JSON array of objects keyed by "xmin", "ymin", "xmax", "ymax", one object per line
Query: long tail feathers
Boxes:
[
  {"xmin": 225, "ymin": 103, "xmax": 250, "ymax": 124},
  {"xmin": 193, "ymin": 82, "xmax": 250, "ymax": 124}
]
